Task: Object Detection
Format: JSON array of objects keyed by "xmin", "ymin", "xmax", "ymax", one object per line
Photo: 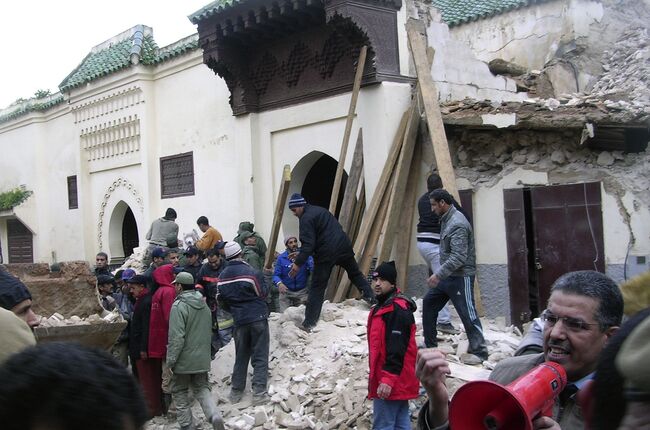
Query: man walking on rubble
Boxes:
[
  {"xmin": 217, "ymin": 242, "xmax": 270, "ymax": 405},
  {"xmin": 423, "ymin": 189, "xmax": 487, "ymax": 365},
  {"xmin": 367, "ymin": 261, "xmax": 419, "ymax": 430},
  {"xmin": 287, "ymin": 193, "xmax": 374, "ymax": 331},
  {"xmin": 167, "ymin": 272, "xmax": 225, "ymax": 430},
  {"xmin": 417, "ymin": 173, "xmax": 460, "ymax": 335}
]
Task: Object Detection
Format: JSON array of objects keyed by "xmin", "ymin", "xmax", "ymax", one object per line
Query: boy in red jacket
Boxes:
[{"xmin": 367, "ymin": 261, "xmax": 419, "ymax": 429}]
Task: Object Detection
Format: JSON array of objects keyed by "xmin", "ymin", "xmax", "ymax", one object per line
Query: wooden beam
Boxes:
[
  {"xmin": 338, "ymin": 129, "xmax": 364, "ymax": 234},
  {"xmin": 329, "ymin": 45, "xmax": 368, "ymax": 214},
  {"xmin": 377, "ymin": 100, "xmax": 420, "ymax": 263},
  {"xmin": 406, "ymin": 19, "xmax": 460, "ymax": 201},
  {"xmin": 264, "ymin": 165, "xmax": 292, "ymax": 270},
  {"xmin": 395, "ymin": 139, "xmax": 421, "ymax": 291}
]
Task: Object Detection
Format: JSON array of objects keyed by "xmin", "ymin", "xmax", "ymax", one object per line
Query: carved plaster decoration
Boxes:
[
  {"xmin": 97, "ymin": 177, "xmax": 144, "ymax": 250},
  {"xmin": 72, "ymin": 86, "xmax": 144, "ymax": 124}
]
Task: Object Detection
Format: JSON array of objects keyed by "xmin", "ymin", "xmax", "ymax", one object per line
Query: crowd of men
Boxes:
[{"xmin": 0, "ymin": 176, "xmax": 648, "ymax": 430}]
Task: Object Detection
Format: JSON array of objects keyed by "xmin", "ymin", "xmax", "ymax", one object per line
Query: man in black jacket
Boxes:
[{"xmin": 287, "ymin": 193, "xmax": 373, "ymax": 331}]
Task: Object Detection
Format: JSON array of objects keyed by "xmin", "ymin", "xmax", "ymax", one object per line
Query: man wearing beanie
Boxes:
[
  {"xmin": 217, "ymin": 242, "xmax": 270, "ymax": 405},
  {"xmin": 273, "ymin": 236, "xmax": 314, "ymax": 311},
  {"xmin": 287, "ymin": 193, "xmax": 374, "ymax": 331},
  {"xmin": 367, "ymin": 261, "xmax": 418, "ymax": 430},
  {"xmin": 0, "ymin": 270, "xmax": 39, "ymax": 329}
]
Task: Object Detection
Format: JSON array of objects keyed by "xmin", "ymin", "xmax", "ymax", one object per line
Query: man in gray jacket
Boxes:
[
  {"xmin": 144, "ymin": 208, "xmax": 179, "ymax": 266},
  {"xmin": 423, "ymin": 189, "xmax": 487, "ymax": 364},
  {"xmin": 167, "ymin": 272, "xmax": 224, "ymax": 430}
]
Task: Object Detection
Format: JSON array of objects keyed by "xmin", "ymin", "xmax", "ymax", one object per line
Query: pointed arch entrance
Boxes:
[{"xmin": 108, "ymin": 201, "xmax": 140, "ymax": 263}]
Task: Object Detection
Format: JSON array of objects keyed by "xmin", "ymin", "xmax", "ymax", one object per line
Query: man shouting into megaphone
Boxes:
[{"xmin": 416, "ymin": 270, "xmax": 623, "ymax": 430}]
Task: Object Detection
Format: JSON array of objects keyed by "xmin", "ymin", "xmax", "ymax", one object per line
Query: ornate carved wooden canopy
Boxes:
[{"xmin": 192, "ymin": 0, "xmax": 406, "ymax": 115}]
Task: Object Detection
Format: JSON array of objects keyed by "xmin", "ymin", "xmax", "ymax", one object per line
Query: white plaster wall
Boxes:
[
  {"xmin": 447, "ymin": 0, "xmax": 604, "ymax": 71},
  {"xmin": 426, "ymin": 14, "xmax": 528, "ymax": 102},
  {"xmin": 252, "ymin": 82, "xmax": 412, "ymax": 255},
  {"xmin": 602, "ymin": 186, "xmax": 650, "ymax": 263},
  {"xmin": 149, "ymin": 54, "xmax": 241, "ymax": 241}
]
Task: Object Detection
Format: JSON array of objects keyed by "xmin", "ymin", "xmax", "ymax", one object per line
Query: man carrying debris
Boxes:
[
  {"xmin": 167, "ymin": 272, "xmax": 225, "ymax": 430},
  {"xmin": 273, "ymin": 236, "xmax": 313, "ymax": 311},
  {"xmin": 195, "ymin": 216, "xmax": 223, "ymax": 252},
  {"xmin": 367, "ymin": 261, "xmax": 419, "ymax": 430},
  {"xmin": 416, "ymin": 270, "xmax": 623, "ymax": 430},
  {"xmin": 217, "ymin": 242, "xmax": 270, "ymax": 405},
  {"xmin": 233, "ymin": 221, "xmax": 267, "ymax": 262},
  {"xmin": 0, "ymin": 270, "xmax": 40, "ymax": 329},
  {"xmin": 423, "ymin": 189, "xmax": 487, "ymax": 365},
  {"xmin": 287, "ymin": 193, "xmax": 374, "ymax": 331},
  {"xmin": 144, "ymin": 208, "xmax": 179, "ymax": 266},
  {"xmin": 416, "ymin": 173, "xmax": 459, "ymax": 335}
]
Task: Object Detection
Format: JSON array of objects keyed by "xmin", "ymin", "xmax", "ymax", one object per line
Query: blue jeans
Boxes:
[{"xmin": 373, "ymin": 399, "xmax": 411, "ymax": 430}]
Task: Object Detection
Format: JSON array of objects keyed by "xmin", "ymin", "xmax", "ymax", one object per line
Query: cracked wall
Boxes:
[{"xmin": 439, "ymin": 0, "xmax": 650, "ymax": 94}]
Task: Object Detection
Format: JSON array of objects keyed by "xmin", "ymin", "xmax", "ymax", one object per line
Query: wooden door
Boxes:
[
  {"xmin": 7, "ymin": 219, "xmax": 33, "ymax": 263},
  {"xmin": 530, "ymin": 182, "xmax": 605, "ymax": 311}
]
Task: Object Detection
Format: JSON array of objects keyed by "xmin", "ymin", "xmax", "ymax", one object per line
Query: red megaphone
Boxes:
[{"xmin": 449, "ymin": 361, "xmax": 567, "ymax": 430}]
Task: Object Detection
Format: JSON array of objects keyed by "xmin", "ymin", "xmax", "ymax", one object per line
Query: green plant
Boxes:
[
  {"xmin": 34, "ymin": 89, "xmax": 51, "ymax": 99},
  {"xmin": 0, "ymin": 187, "xmax": 33, "ymax": 211}
]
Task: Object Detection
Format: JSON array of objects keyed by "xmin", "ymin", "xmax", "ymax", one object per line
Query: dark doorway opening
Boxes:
[
  {"xmin": 122, "ymin": 207, "xmax": 139, "ymax": 259},
  {"xmin": 7, "ymin": 219, "xmax": 33, "ymax": 263},
  {"xmin": 504, "ymin": 182, "xmax": 605, "ymax": 328},
  {"xmin": 301, "ymin": 154, "xmax": 348, "ymax": 217}
]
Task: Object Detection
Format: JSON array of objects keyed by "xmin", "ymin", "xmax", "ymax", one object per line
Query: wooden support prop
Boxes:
[
  {"xmin": 338, "ymin": 129, "xmax": 364, "ymax": 234},
  {"xmin": 351, "ymin": 108, "xmax": 409, "ymax": 257},
  {"xmin": 264, "ymin": 165, "xmax": 292, "ymax": 270},
  {"xmin": 335, "ymin": 175, "xmax": 393, "ymax": 301},
  {"xmin": 395, "ymin": 139, "xmax": 421, "ymax": 291},
  {"xmin": 377, "ymin": 100, "xmax": 420, "ymax": 263},
  {"xmin": 329, "ymin": 46, "xmax": 368, "ymax": 214},
  {"xmin": 406, "ymin": 19, "xmax": 459, "ymax": 201}
]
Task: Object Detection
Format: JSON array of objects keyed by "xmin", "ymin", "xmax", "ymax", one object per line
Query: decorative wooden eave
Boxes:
[{"xmin": 191, "ymin": 0, "xmax": 406, "ymax": 115}]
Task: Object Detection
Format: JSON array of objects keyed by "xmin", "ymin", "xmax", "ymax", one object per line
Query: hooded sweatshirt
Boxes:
[
  {"xmin": 146, "ymin": 217, "xmax": 179, "ymax": 246},
  {"xmin": 148, "ymin": 265, "xmax": 177, "ymax": 358},
  {"xmin": 0, "ymin": 308, "xmax": 36, "ymax": 365},
  {"xmin": 166, "ymin": 290, "xmax": 212, "ymax": 374}
]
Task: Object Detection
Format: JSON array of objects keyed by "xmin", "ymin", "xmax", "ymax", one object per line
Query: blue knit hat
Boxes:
[{"xmin": 288, "ymin": 193, "xmax": 307, "ymax": 209}]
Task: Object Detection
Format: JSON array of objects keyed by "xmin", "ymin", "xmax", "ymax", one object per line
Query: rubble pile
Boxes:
[
  {"xmin": 38, "ymin": 309, "xmax": 124, "ymax": 327},
  {"xmin": 119, "ymin": 246, "xmax": 148, "ymax": 273},
  {"xmin": 146, "ymin": 299, "xmax": 522, "ymax": 430}
]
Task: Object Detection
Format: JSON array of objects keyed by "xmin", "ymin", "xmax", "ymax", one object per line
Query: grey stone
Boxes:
[
  {"xmin": 550, "ymin": 150, "xmax": 566, "ymax": 164},
  {"xmin": 597, "ymin": 151, "xmax": 615, "ymax": 166}
]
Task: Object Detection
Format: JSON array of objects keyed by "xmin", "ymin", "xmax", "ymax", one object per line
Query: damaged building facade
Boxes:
[{"xmin": 0, "ymin": 0, "xmax": 648, "ymax": 325}]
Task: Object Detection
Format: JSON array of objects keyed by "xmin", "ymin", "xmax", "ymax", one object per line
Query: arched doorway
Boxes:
[
  {"xmin": 122, "ymin": 207, "xmax": 139, "ymax": 259},
  {"xmin": 300, "ymin": 154, "xmax": 348, "ymax": 217},
  {"xmin": 108, "ymin": 201, "xmax": 139, "ymax": 263}
]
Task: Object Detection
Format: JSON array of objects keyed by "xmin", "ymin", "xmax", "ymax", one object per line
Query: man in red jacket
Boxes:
[
  {"xmin": 367, "ymin": 261, "xmax": 419, "ymax": 430},
  {"xmin": 148, "ymin": 264, "xmax": 177, "ymax": 413}
]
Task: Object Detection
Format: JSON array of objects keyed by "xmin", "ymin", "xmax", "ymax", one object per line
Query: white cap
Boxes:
[{"xmin": 224, "ymin": 241, "xmax": 242, "ymax": 260}]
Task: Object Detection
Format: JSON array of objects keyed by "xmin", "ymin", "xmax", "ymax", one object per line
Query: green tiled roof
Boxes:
[
  {"xmin": 431, "ymin": 0, "xmax": 552, "ymax": 27},
  {"xmin": 188, "ymin": 0, "xmax": 244, "ymax": 24},
  {"xmin": 59, "ymin": 27, "xmax": 200, "ymax": 93},
  {"xmin": 0, "ymin": 93, "xmax": 65, "ymax": 125}
]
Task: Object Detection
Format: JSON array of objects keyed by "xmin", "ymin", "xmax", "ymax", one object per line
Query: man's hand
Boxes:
[
  {"xmin": 532, "ymin": 416, "xmax": 561, "ymax": 430},
  {"xmin": 416, "ymin": 349, "xmax": 451, "ymax": 427},
  {"xmin": 377, "ymin": 383, "xmax": 392, "ymax": 399},
  {"xmin": 140, "ymin": 352, "xmax": 148, "ymax": 360},
  {"xmin": 288, "ymin": 263, "xmax": 300, "ymax": 278},
  {"xmin": 428, "ymin": 274, "xmax": 440, "ymax": 288},
  {"xmin": 278, "ymin": 282, "xmax": 288, "ymax": 294},
  {"xmin": 288, "ymin": 251, "xmax": 298, "ymax": 261}
]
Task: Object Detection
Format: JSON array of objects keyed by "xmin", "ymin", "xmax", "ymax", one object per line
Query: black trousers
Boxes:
[
  {"xmin": 422, "ymin": 275, "xmax": 488, "ymax": 359},
  {"xmin": 302, "ymin": 252, "xmax": 372, "ymax": 328},
  {"xmin": 231, "ymin": 319, "xmax": 269, "ymax": 394}
]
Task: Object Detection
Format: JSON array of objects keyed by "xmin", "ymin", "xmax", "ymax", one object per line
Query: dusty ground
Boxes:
[{"xmin": 144, "ymin": 299, "xmax": 522, "ymax": 430}]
